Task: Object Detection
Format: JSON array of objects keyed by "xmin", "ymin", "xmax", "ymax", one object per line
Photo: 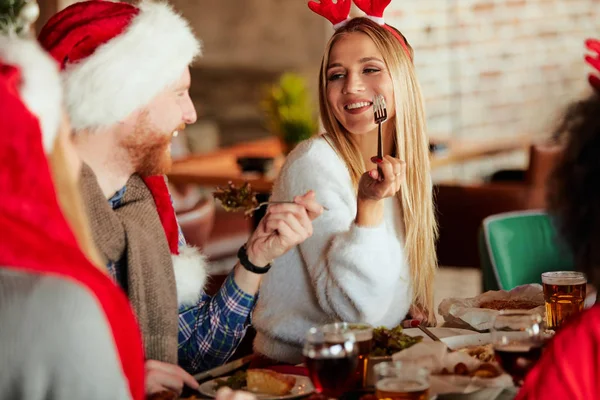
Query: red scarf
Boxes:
[{"xmin": 0, "ymin": 63, "xmax": 145, "ymax": 400}]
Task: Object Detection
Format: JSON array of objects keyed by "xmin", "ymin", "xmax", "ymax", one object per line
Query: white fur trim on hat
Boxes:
[
  {"xmin": 0, "ymin": 36, "xmax": 62, "ymax": 153},
  {"xmin": 63, "ymin": 1, "xmax": 201, "ymax": 131},
  {"xmin": 173, "ymin": 244, "xmax": 208, "ymax": 307}
]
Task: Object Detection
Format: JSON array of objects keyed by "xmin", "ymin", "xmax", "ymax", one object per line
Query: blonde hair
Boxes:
[
  {"xmin": 318, "ymin": 18, "xmax": 438, "ymax": 319},
  {"xmin": 49, "ymin": 132, "xmax": 105, "ymax": 271}
]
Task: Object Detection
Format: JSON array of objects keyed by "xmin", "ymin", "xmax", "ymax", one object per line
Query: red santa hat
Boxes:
[
  {"xmin": 0, "ymin": 36, "xmax": 145, "ymax": 400},
  {"xmin": 0, "ymin": 36, "xmax": 61, "ymax": 152},
  {"xmin": 39, "ymin": 1, "xmax": 207, "ymax": 305},
  {"xmin": 38, "ymin": 0, "xmax": 201, "ymax": 132}
]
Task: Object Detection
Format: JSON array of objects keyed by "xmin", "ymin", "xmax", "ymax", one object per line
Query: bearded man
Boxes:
[{"xmin": 38, "ymin": 1, "xmax": 322, "ymax": 396}]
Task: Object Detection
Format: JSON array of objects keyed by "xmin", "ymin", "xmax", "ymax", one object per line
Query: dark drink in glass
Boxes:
[
  {"xmin": 344, "ymin": 323, "xmax": 373, "ymax": 388},
  {"xmin": 303, "ymin": 325, "xmax": 358, "ymax": 398},
  {"xmin": 491, "ymin": 311, "xmax": 545, "ymax": 386},
  {"xmin": 305, "ymin": 348, "xmax": 359, "ymax": 398},
  {"xmin": 494, "ymin": 344, "xmax": 543, "ymax": 386}
]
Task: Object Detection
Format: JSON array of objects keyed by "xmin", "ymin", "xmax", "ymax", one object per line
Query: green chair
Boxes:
[{"xmin": 479, "ymin": 210, "xmax": 574, "ymax": 291}]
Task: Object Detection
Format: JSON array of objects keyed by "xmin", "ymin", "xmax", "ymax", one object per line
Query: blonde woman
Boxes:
[{"xmin": 252, "ymin": 1, "xmax": 438, "ymax": 364}]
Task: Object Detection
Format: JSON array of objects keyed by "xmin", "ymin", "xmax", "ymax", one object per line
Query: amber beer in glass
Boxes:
[
  {"xmin": 374, "ymin": 362, "xmax": 430, "ymax": 400},
  {"xmin": 542, "ymin": 271, "xmax": 586, "ymax": 330}
]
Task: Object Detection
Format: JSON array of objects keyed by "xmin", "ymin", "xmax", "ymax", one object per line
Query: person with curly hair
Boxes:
[{"xmin": 516, "ymin": 39, "xmax": 600, "ymax": 400}]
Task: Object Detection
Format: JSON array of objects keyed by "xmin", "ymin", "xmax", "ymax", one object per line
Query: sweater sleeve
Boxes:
[
  {"xmin": 515, "ymin": 305, "xmax": 600, "ymax": 400},
  {"xmin": 272, "ymin": 140, "xmax": 411, "ymax": 324},
  {"xmin": 0, "ymin": 271, "xmax": 132, "ymax": 400}
]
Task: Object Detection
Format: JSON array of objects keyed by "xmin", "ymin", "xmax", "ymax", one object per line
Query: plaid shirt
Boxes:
[{"xmin": 107, "ymin": 185, "xmax": 256, "ymax": 373}]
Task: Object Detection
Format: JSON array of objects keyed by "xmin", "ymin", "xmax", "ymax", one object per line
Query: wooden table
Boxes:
[{"xmin": 168, "ymin": 135, "xmax": 533, "ymax": 194}]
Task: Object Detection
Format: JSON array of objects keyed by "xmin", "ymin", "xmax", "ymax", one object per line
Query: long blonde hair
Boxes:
[
  {"xmin": 318, "ymin": 18, "xmax": 438, "ymax": 318},
  {"xmin": 49, "ymin": 126, "xmax": 105, "ymax": 271}
]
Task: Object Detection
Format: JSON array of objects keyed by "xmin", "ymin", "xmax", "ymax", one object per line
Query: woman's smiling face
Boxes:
[{"xmin": 325, "ymin": 31, "xmax": 395, "ymax": 136}]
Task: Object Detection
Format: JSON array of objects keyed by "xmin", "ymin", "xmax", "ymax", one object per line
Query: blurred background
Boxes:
[
  {"xmin": 37, "ymin": 0, "xmax": 599, "ymax": 181},
  {"xmin": 35, "ymin": 0, "xmax": 600, "ymax": 316}
]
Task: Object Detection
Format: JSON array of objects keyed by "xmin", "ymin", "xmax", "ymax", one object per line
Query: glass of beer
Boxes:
[
  {"xmin": 374, "ymin": 361, "xmax": 430, "ymax": 400},
  {"xmin": 542, "ymin": 271, "xmax": 587, "ymax": 330},
  {"xmin": 491, "ymin": 311, "xmax": 545, "ymax": 386},
  {"xmin": 303, "ymin": 325, "xmax": 359, "ymax": 398}
]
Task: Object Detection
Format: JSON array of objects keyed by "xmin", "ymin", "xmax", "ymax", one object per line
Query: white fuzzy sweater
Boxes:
[{"xmin": 252, "ymin": 136, "xmax": 412, "ymax": 364}]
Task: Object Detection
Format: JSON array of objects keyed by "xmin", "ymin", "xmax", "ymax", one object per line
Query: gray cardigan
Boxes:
[{"xmin": 0, "ymin": 269, "xmax": 132, "ymax": 400}]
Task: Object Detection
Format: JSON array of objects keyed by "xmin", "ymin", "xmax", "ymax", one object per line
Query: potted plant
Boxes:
[{"xmin": 262, "ymin": 73, "xmax": 317, "ymax": 155}]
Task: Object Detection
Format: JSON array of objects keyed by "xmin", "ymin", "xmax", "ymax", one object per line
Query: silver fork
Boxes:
[
  {"xmin": 373, "ymin": 94, "xmax": 388, "ymax": 180},
  {"xmin": 244, "ymin": 201, "xmax": 330, "ymax": 216}
]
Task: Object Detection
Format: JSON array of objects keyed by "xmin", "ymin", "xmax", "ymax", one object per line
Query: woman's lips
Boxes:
[{"xmin": 344, "ymin": 101, "xmax": 372, "ymax": 115}]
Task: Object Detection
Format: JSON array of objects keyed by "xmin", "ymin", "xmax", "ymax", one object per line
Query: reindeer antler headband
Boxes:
[
  {"xmin": 308, "ymin": 0, "xmax": 411, "ymax": 61},
  {"xmin": 585, "ymin": 39, "xmax": 600, "ymax": 92}
]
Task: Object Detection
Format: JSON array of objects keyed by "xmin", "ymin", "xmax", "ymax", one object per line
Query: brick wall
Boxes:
[{"xmin": 381, "ymin": 0, "xmax": 599, "ymax": 180}]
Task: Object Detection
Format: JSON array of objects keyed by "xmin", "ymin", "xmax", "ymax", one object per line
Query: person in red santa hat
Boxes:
[
  {"xmin": 0, "ymin": 1, "xmax": 145, "ymax": 399},
  {"xmin": 38, "ymin": 0, "xmax": 324, "ymax": 395}
]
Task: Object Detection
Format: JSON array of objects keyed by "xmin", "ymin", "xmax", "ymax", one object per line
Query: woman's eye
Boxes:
[
  {"xmin": 364, "ymin": 68, "xmax": 380, "ymax": 74},
  {"xmin": 327, "ymin": 73, "xmax": 344, "ymax": 81}
]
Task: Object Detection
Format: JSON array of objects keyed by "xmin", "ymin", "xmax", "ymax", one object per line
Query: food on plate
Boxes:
[
  {"xmin": 147, "ymin": 391, "xmax": 178, "ymax": 400},
  {"xmin": 370, "ymin": 325, "xmax": 423, "ymax": 356},
  {"xmin": 478, "ymin": 299, "xmax": 540, "ymax": 310},
  {"xmin": 213, "ymin": 370, "xmax": 248, "ymax": 391},
  {"xmin": 456, "ymin": 344, "xmax": 495, "ymax": 362},
  {"xmin": 213, "ymin": 369, "xmax": 296, "ymax": 395},
  {"xmin": 213, "ymin": 181, "xmax": 259, "ymax": 216},
  {"xmin": 246, "ymin": 369, "xmax": 296, "ymax": 395},
  {"xmin": 471, "ymin": 362, "xmax": 502, "ymax": 378},
  {"xmin": 439, "ymin": 362, "xmax": 502, "ymax": 379}
]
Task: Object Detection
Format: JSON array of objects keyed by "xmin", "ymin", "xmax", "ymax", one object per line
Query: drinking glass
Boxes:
[
  {"xmin": 303, "ymin": 324, "xmax": 359, "ymax": 398},
  {"xmin": 491, "ymin": 311, "xmax": 545, "ymax": 386},
  {"xmin": 374, "ymin": 361, "xmax": 430, "ymax": 400},
  {"xmin": 542, "ymin": 271, "xmax": 586, "ymax": 330}
]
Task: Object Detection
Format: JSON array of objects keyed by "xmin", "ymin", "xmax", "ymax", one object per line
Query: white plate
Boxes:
[
  {"xmin": 198, "ymin": 374, "xmax": 314, "ymax": 400},
  {"xmin": 442, "ymin": 333, "xmax": 492, "ymax": 350},
  {"xmin": 403, "ymin": 327, "xmax": 478, "ymax": 340},
  {"xmin": 402, "ymin": 327, "xmax": 491, "ymax": 350}
]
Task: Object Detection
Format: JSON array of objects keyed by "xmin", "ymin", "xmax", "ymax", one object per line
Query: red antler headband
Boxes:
[
  {"xmin": 585, "ymin": 38, "xmax": 600, "ymax": 91},
  {"xmin": 308, "ymin": 0, "xmax": 412, "ymax": 61}
]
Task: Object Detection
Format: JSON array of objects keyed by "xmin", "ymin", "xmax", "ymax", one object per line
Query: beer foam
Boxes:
[
  {"xmin": 542, "ymin": 272, "xmax": 586, "ymax": 285},
  {"xmin": 376, "ymin": 378, "xmax": 429, "ymax": 393}
]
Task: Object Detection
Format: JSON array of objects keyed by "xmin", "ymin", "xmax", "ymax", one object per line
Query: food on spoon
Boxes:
[
  {"xmin": 478, "ymin": 299, "xmax": 540, "ymax": 310},
  {"xmin": 213, "ymin": 181, "xmax": 259, "ymax": 216},
  {"xmin": 246, "ymin": 369, "xmax": 296, "ymax": 395},
  {"xmin": 370, "ymin": 325, "xmax": 423, "ymax": 356}
]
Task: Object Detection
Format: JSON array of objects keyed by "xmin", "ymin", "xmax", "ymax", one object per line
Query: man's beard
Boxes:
[{"xmin": 121, "ymin": 113, "xmax": 174, "ymax": 177}]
